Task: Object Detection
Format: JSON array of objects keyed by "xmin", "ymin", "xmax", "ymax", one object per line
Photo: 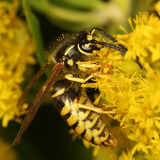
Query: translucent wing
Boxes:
[
  {"xmin": 13, "ymin": 62, "xmax": 64, "ymax": 145},
  {"xmin": 17, "ymin": 62, "xmax": 52, "ymax": 109}
]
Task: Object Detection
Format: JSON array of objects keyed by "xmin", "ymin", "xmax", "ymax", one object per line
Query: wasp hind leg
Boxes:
[
  {"xmin": 75, "ymin": 102, "xmax": 114, "ymax": 115},
  {"xmin": 51, "ymin": 79, "xmax": 114, "ymax": 115},
  {"xmin": 74, "ymin": 94, "xmax": 114, "ymax": 115}
]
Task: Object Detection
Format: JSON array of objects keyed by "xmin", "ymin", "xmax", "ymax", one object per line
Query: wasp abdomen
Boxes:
[{"xmin": 51, "ymin": 79, "xmax": 117, "ymax": 147}]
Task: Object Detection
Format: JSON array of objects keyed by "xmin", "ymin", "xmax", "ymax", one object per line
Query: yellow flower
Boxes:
[
  {"xmin": 154, "ymin": 0, "xmax": 160, "ymax": 16},
  {"xmin": 82, "ymin": 3, "xmax": 160, "ymax": 159},
  {"xmin": 0, "ymin": 0, "xmax": 35, "ymax": 127},
  {"xmin": 0, "ymin": 138, "xmax": 18, "ymax": 160},
  {"xmin": 118, "ymin": 11, "xmax": 160, "ymax": 74}
]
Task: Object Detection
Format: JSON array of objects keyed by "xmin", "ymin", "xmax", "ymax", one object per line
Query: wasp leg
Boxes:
[
  {"xmin": 65, "ymin": 74, "xmax": 94, "ymax": 83},
  {"xmin": 65, "ymin": 66, "xmax": 114, "ymax": 84},
  {"xmin": 75, "ymin": 103, "xmax": 114, "ymax": 114},
  {"xmin": 51, "ymin": 83, "xmax": 114, "ymax": 115},
  {"xmin": 77, "ymin": 62, "xmax": 101, "ymax": 70}
]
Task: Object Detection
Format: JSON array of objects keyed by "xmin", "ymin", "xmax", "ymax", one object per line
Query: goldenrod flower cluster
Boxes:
[
  {"xmin": 82, "ymin": 1, "xmax": 160, "ymax": 159},
  {"xmin": 1, "ymin": 0, "xmax": 160, "ymax": 159},
  {"xmin": 0, "ymin": 0, "xmax": 35, "ymax": 127}
]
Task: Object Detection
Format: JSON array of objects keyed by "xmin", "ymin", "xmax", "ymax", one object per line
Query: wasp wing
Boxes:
[
  {"xmin": 13, "ymin": 63, "xmax": 64, "ymax": 145},
  {"xmin": 17, "ymin": 62, "xmax": 52, "ymax": 109}
]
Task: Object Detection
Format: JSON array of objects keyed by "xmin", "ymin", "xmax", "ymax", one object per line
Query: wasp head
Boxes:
[{"xmin": 51, "ymin": 31, "xmax": 99, "ymax": 69}]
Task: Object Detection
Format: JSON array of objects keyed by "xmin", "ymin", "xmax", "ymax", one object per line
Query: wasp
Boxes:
[{"xmin": 13, "ymin": 27, "xmax": 128, "ymax": 147}]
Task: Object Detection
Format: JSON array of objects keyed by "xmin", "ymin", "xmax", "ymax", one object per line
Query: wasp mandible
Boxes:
[{"xmin": 13, "ymin": 27, "xmax": 128, "ymax": 147}]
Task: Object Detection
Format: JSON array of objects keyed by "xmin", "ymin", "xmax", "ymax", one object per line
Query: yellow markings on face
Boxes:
[
  {"xmin": 84, "ymin": 43, "xmax": 91, "ymax": 48},
  {"xmin": 64, "ymin": 45, "xmax": 75, "ymax": 55},
  {"xmin": 75, "ymin": 121, "xmax": 85, "ymax": 134},
  {"xmin": 77, "ymin": 44, "xmax": 92, "ymax": 56},
  {"xmin": 67, "ymin": 59, "xmax": 73, "ymax": 66},
  {"xmin": 91, "ymin": 28, "xmax": 96, "ymax": 35},
  {"xmin": 67, "ymin": 111, "xmax": 78, "ymax": 126},
  {"xmin": 51, "ymin": 88, "xmax": 65, "ymax": 98},
  {"xmin": 84, "ymin": 129, "xmax": 92, "ymax": 141},
  {"xmin": 87, "ymin": 35, "xmax": 93, "ymax": 41}
]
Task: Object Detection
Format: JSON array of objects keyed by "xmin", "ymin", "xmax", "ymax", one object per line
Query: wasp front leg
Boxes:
[
  {"xmin": 65, "ymin": 67, "xmax": 113, "ymax": 84},
  {"xmin": 65, "ymin": 74, "xmax": 94, "ymax": 83}
]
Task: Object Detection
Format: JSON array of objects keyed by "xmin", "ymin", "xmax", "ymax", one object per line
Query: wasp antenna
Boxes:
[
  {"xmin": 17, "ymin": 62, "xmax": 52, "ymax": 110},
  {"xmin": 91, "ymin": 27, "xmax": 118, "ymax": 43},
  {"xmin": 90, "ymin": 40, "xmax": 127, "ymax": 55},
  {"xmin": 13, "ymin": 63, "xmax": 64, "ymax": 146},
  {"xmin": 90, "ymin": 27, "xmax": 128, "ymax": 54}
]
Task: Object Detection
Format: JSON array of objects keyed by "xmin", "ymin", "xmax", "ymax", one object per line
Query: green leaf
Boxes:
[
  {"xmin": 49, "ymin": 0, "xmax": 102, "ymax": 10},
  {"xmin": 23, "ymin": 0, "xmax": 45, "ymax": 67},
  {"xmin": 27, "ymin": 0, "xmax": 107, "ymax": 32}
]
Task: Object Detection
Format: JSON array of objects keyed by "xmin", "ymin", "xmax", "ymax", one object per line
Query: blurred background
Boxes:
[{"xmin": 0, "ymin": 0, "xmax": 157, "ymax": 160}]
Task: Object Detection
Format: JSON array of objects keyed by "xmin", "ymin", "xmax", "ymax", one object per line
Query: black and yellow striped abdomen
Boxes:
[{"xmin": 51, "ymin": 79, "xmax": 117, "ymax": 147}]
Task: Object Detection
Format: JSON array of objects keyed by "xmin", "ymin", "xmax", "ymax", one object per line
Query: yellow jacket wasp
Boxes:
[{"xmin": 13, "ymin": 27, "xmax": 129, "ymax": 147}]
